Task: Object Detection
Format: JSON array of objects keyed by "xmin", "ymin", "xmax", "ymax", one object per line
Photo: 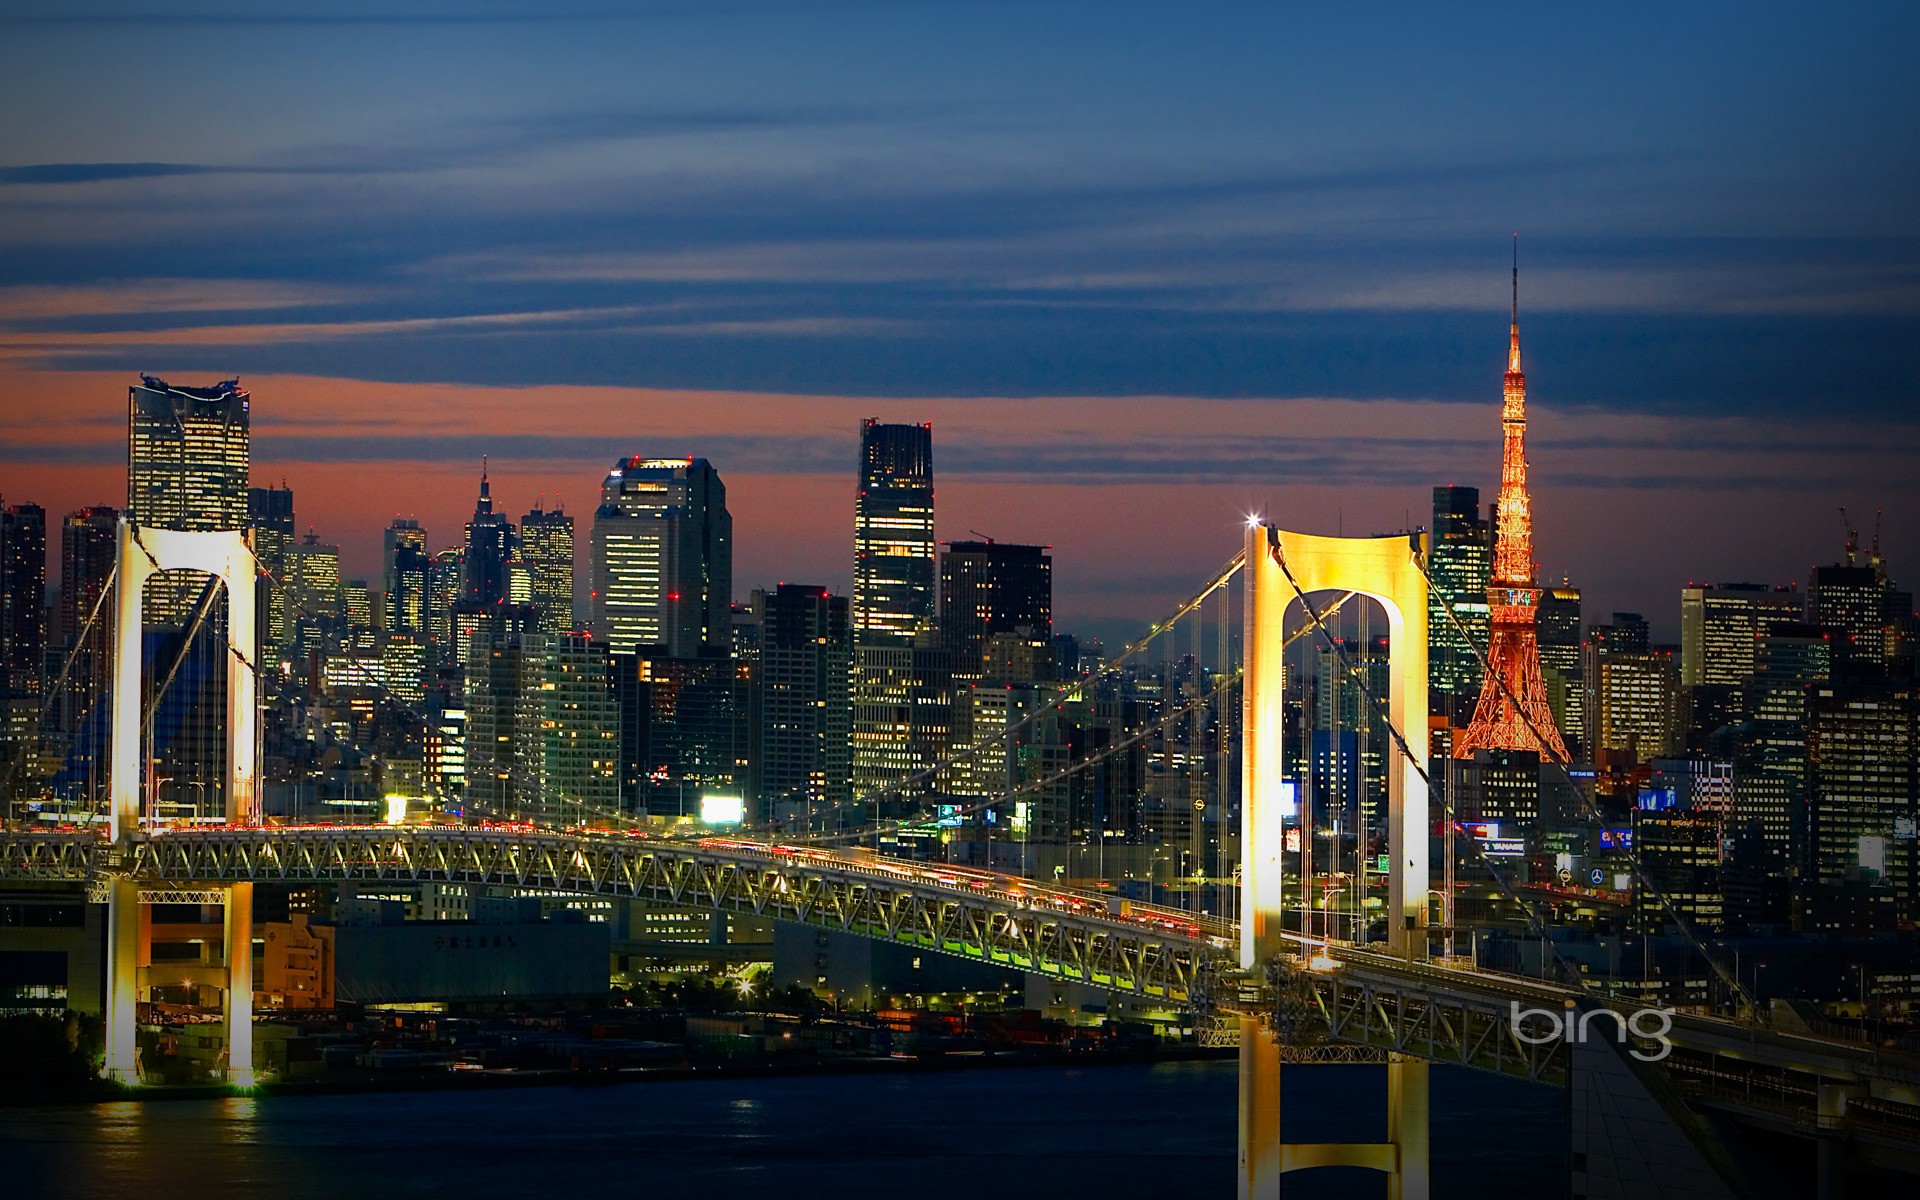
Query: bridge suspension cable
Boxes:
[
  {"xmin": 1262, "ymin": 529, "xmax": 1602, "ymax": 985},
  {"xmin": 0, "ymin": 561, "xmax": 121, "ymax": 816},
  {"xmin": 1265, "ymin": 527, "xmax": 1755, "ymax": 1013},
  {"xmin": 792, "ymin": 590, "xmax": 1358, "ymax": 850},
  {"xmin": 1409, "ymin": 541, "xmax": 1757, "ymax": 1012},
  {"xmin": 802, "ymin": 549, "xmax": 1250, "ymax": 837}
]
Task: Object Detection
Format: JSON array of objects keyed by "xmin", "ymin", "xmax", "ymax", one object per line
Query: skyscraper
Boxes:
[
  {"xmin": 520, "ymin": 503, "xmax": 575, "ymax": 634},
  {"xmin": 1536, "ymin": 584, "xmax": 1584, "ymax": 758},
  {"xmin": 1736, "ymin": 622, "xmax": 1831, "ymax": 869},
  {"xmin": 939, "ymin": 540, "xmax": 1052, "ymax": 683},
  {"xmin": 128, "ymin": 376, "xmax": 250, "ymax": 625},
  {"xmin": 591, "ymin": 457, "xmax": 732, "ymax": 657},
  {"xmin": 128, "ymin": 376, "xmax": 250, "ymax": 532},
  {"xmin": 1680, "ymin": 582, "xmax": 1804, "ymax": 687},
  {"xmin": 1583, "ymin": 619, "xmax": 1682, "ymax": 764},
  {"xmin": 56, "ymin": 507, "xmax": 117, "ymax": 736},
  {"xmin": 284, "ymin": 534, "xmax": 343, "ymax": 657},
  {"xmin": 381, "ymin": 518, "xmax": 427, "ymax": 626},
  {"xmin": 0, "ymin": 503, "xmax": 47, "ymax": 802},
  {"xmin": 853, "ymin": 422, "xmax": 936, "ymax": 644},
  {"xmin": 757, "ymin": 584, "xmax": 851, "ymax": 824},
  {"xmin": 463, "ymin": 463, "xmax": 514, "ymax": 609},
  {"xmin": 1427, "ymin": 485, "xmax": 1492, "ymax": 718},
  {"xmin": 426, "ymin": 547, "xmax": 464, "ymax": 659},
  {"xmin": 1454, "ymin": 263, "xmax": 1570, "ymax": 763},
  {"xmin": 1807, "ymin": 538, "xmax": 1911, "ymax": 677},
  {"xmin": 1808, "ymin": 679, "xmax": 1918, "ymax": 919},
  {"xmin": 610, "ymin": 647, "xmax": 742, "ymax": 818},
  {"xmin": 1, "ymin": 503, "xmax": 47, "ymax": 695},
  {"xmin": 851, "ymin": 421, "xmax": 943, "ymax": 802},
  {"xmin": 248, "ymin": 485, "xmax": 294, "ymax": 651}
]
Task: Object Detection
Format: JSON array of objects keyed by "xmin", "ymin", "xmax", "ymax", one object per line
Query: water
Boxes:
[{"xmin": 3, "ymin": 1061, "xmax": 1566, "ymax": 1199}]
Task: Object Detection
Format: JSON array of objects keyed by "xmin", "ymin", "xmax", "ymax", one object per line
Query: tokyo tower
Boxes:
[{"xmin": 1453, "ymin": 250, "xmax": 1570, "ymax": 763}]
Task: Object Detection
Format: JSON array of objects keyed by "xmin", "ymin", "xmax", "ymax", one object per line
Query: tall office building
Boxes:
[
  {"xmin": 56, "ymin": 508, "xmax": 118, "ymax": 735},
  {"xmin": 128, "ymin": 376, "xmax": 250, "ymax": 625},
  {"xmin": 521, "ymin": 504, "xmax": 575, "ymax": 634},
  {"xmin": 1631, "ymin": 802, "xmax": 1726, "ymax": 934},
  {"xmin": 1536, "ymin": 584, "xmax": 1584, "ymax": 758},
  {"xmin": 609, "ymin": 647, "xmax": 742, "ymax": 817},
  {"xmin": 1453, "ymin": 267, "xmax": 1569, "ymax": 763},
  {"xmin": 1734, "ymin": 623, "xmax": 1830, "ymax": 872},
  {"xmin": 756, "ymin": 584, "xmax": 851, "ymax": 824},
  {"xmin": 1807, "ymin": 679, "xmax": 1918, "ymax": 919},
  {"xmin": 1, "ymin": 503, "xmax": 47, "ymax": 694},
  {"xmin": 248, "ymin": 485, "xmax": 295, "ymax": 650},
  {"xmin": 284, "ymin": 535, "xmax": 343, "ymax": 657},
  {"xmin": 129, "ymin": 376, "xmax": 250, "ymax": 532},
  {"xmin": 851, "ymin": 421, "xmax": 943, "ymax": 803},
  {"xmin": 248, "ymin": 486, "xmax": 295, "ymax": 570},
  {"xmin": 386, "ymin": 547, "xmax": 431, "ymax": 638},
  {"xmin": 342, "ymin": 580, "xmax": 374, "ymax": 649},
  {"xmin": 124, "ymin": 376, "xmax": 249, "ymax": 818},
  {"xmin": 463, "ymin": 464, "xmax": 514, "ymax": 609},
  {"xmin": 1427, "ymin": 485, "xmax": 1493, "ymax": 718},
  {"xmin": 853, "ymin": 422, "xmax": 936, "ymax": 643},
  {"xmin": 938, "ymin": 541, "xmax": 1055, "ymax": 836},
  {"xmin": 379, "ymin": 518, "xmax": 427, "ymax": 626},
  {"xmin": 460, "ymin": 605, "xmax": 540, "ymax": 811},
  {"xmin": 1680, "ymin": 582, "xmax": 1804, "ymax": 687},
  {"xmin": 383, "ymin": 519, "xmax": 431, "ymax": 702},
  {"xmin": 591, "ymin": 457, "xmax": 732, "ymax": 657},
  {"xmin": 939, "ymin": 540, "xmax": 1052, "ymax": 682},
  {"xmin": 1314, "ymin": 635, "xmax": 1393, "ymax": 828},
  {"xmin": 426, "ymin": 548, "xmax": 464, "ymax": 660},
  {"xmin": 1584, "ymin": 619, "xmax": 1682, "ymax": 764},
  {"xmin": 1807, "ymin": 541, "xmax": 1910, "ymax": 677},
  {"xmin": 0, "ymin": 503, "xmax": 47, "ymax": 802},
  {"xmin": 531, "ymin": 632, "xmax": 620, "ymax": 823}
]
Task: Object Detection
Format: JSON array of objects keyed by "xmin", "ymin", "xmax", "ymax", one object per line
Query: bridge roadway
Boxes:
[
  {"xmin": 5, "ymin": 825, "xmax": 1917, "ymax": 1149},
  {"xmin": 0, "ymin": 825, "xmax": 1228, "ymax": 1002}
]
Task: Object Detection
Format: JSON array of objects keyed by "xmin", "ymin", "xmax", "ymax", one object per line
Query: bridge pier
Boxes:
[
  {"xmin": 104, "ymin": 878, "xmax": 141, "ymax": 1083},
  {"xmin": 224, "ymin": 882, "xmax": 254, "ymax": 1086},
  {"xmin": 101, "ymin": 880, "xmax": 255, "ymax": 1086},
  {"xmin": 1238, "ymin": 1016, "xmax": 1282, "ymax": 1196},
  {"xmin": 1237, "ymin": 1017, "xmax": 1431, "ymax": 1199}
]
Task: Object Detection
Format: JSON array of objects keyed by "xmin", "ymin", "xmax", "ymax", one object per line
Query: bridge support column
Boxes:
[
  {"xmin": 1236, "ymin": 1021, "xmax": 1431, "ymax": 1200},
  {"xmin": 223, "ymin": 882, "xmax": 254, "ymax": 1086},
  {"xmin": 104, "ymin": 877, "xmax": 141, "ymax": 1083},
  {"xmin": 1238, "ymin": 1015, "xmax": 1282, "ymax": 1198},
  {"xmin": 1386, "ymin": 1054, "xmax": 1430, "ymax": 1200}
]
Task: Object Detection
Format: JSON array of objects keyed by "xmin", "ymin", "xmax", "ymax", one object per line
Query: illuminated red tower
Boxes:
[{"xmin": 1453, "ymin": 253, "xmax": 1570, "ymax": 763}]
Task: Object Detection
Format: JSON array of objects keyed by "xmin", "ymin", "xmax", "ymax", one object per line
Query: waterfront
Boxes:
[{"xmin": 5, "ymin": 1060, "xmax": 1563, "ymax": 1199}]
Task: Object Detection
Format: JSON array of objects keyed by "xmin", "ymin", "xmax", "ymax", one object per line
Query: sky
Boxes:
[{"xmin": 2, "ymin": 0, "xmax": 1917, "ymax": 643}]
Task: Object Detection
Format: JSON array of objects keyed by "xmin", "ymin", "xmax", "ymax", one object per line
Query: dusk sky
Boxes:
[{"xmin": 3, "ymin": 1, "xmax": 1917, "ymax": 642}]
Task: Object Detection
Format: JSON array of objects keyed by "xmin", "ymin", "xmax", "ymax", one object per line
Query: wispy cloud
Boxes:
[{"xmin": 0, "ymin": 162, "xmax": 227, "ymax": 185}]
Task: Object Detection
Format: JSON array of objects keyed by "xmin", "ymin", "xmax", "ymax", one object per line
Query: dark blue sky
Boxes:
[{"xmin": 2, "ymin": 1, "xmax": 1916, "ymax": 632}]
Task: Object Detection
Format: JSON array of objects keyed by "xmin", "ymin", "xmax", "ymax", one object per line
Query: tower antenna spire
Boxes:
[{"xmin": 1511, "ymin": 232, "xmax": 1519, "ymax": 325}]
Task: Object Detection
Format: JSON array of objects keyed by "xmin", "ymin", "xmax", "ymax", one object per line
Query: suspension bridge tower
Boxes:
[
  {"xmin": 1453, "ymin": 251, "xmax": 1569, "ymax": 763},
  {"xmin": 1240, "ymin": 520, "xmax": 1432, "ymax": 1199},
  {"xmin": 103, "ymin": 523, "xmax": 261, "ymax": 1085}
]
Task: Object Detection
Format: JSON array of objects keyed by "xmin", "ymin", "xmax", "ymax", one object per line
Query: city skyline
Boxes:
[
  {"xmin": 5, "ymin": 367, "xmax": 1909, "ymax": 646},
  {"xmin": 3, "ymin": 2, "xmax": 1918, "ymax": 640}
]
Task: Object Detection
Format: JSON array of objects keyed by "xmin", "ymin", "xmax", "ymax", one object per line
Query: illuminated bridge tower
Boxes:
[{"xmin": 1453, "ymin": 258, "xmax": 1570, "ymax": 764}]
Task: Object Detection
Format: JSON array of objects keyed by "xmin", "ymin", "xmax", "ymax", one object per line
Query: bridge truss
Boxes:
[{"xmin": 0, "ymin": 827, "xmax": 1227, "ymax": 1002}]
